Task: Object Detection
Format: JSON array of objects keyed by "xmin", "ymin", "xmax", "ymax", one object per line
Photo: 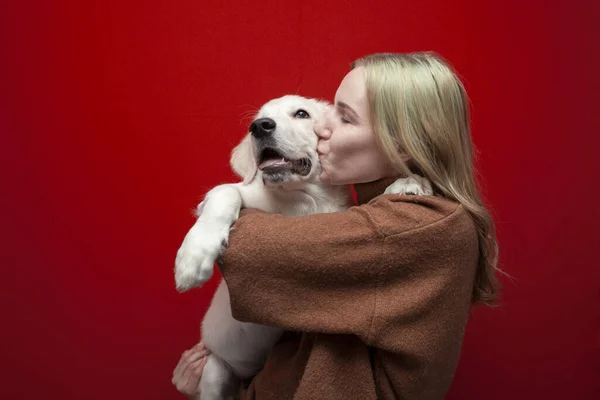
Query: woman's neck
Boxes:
[{"xmin": 353, "ymin": 176, "xmax": 399, "ymax": 205}]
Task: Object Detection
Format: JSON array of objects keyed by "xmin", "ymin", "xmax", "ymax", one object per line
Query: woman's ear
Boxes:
[{"xmin": 230, "ymin": 133, "xmax": 258, "ymax": 184}]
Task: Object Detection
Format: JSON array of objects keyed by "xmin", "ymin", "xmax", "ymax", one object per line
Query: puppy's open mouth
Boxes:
[{"xmin": 258, "ymin": 148, "xmax": 311, "ymax": 176}]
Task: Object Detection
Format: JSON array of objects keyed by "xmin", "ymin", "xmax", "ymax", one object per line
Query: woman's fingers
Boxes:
[
  {"xmin": 173, "ymin": 343, "xmax": 211, "ymax": 379},
  {"xmin": 176, "ymin": 354, "xmax": 210, "ymax": 395},
  {"xmin": 183, "ymin": 356, "xmax": 209, "ymax": 380},
  {"xmin": 196, "ymin": 356, "xmax": 209, "ymax": 373},
  {"xmin": 173, "ymin": 349, "xmax": 195, "ymax": 378},
  {"xmin": 194, "ymin": 341, "xmax": 207, "ymax": 351},
  {"xmin": 172, "ymin": 342, "xmax": 213, "ymax": 397}
]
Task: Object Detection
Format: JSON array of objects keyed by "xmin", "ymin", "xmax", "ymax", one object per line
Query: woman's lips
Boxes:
[{"xmin": 317, "ymin": 141, "xmax": 327, "ymax": 155}]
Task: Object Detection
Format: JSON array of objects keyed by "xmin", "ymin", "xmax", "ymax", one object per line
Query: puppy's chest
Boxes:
[{"xmin": 278, "ymin": 199, "xmax": 345, "ymax": 217}]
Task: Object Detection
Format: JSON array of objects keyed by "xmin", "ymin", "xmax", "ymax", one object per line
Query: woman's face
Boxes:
[{"xmin": 314, "ymin": 67, "xmax": 396, "ymax": 185}]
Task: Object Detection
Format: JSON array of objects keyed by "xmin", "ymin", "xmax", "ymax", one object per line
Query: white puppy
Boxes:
[{"xmin": 174, "ymin": 95, "xmax": 432, "ymax": 399}]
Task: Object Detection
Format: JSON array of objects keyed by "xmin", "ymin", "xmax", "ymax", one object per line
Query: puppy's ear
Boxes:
[{"xmin": 230, "ymin": 133, "xmax": 258, "ymax": 184}]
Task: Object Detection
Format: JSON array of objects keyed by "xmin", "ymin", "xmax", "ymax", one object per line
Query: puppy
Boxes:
[{"xmin": 174, "ymin": 95, "xmax": 431, "ymax": 399}]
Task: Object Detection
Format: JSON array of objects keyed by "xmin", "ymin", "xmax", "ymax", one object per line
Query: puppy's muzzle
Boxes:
[{"xmin": 250, "ymin": 118, "xmax": 276, "ymax": 139}]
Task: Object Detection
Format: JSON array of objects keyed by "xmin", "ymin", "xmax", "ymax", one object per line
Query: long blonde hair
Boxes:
[{"xmin": 352, "ymin": 52, "xmax": 500, "ymax": 305}]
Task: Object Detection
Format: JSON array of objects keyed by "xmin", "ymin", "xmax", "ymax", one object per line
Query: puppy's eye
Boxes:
[{"xmin": 294, "ymin": 109, "xmax": 310, "ymax": 119}]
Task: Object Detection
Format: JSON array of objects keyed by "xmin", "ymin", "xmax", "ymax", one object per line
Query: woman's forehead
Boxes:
[{"xmin": 334, "ymin": 67, "xmax": 368, "ymax": 112}]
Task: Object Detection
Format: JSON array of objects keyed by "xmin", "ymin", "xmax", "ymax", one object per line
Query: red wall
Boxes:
[{"xmin": 1, "ymin": 1, "xmax": 597, "ymax": 399}]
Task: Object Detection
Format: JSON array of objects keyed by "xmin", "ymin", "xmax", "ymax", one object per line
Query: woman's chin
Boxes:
[{"xmin": 319, "ymin": 170, "xmax": 334, "ymax": 185}]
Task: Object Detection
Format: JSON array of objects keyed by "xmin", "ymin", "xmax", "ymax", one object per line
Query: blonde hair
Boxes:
[{"xmin": 352, "ymin": 52, "xmax": 501, "ymax": 305}]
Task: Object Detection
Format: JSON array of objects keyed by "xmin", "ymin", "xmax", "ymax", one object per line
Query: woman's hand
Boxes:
[{"xmin": 172, "ymin": 342, "xmax": 211, "ymax": 399}]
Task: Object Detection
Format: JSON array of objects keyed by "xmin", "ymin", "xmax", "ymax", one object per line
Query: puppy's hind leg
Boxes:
[{"xmin": 198, "ymin": 354, "xmax": 240, "ymax": 400}]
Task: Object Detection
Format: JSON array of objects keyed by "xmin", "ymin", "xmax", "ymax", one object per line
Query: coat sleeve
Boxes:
[{"xmin": 217, "ymin": 196, "xmax": 472, "ymax": 344}]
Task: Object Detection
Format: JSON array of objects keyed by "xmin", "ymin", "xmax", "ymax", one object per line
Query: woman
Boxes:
[{"xmin": 172, "ymin": 52, "xmax": 500, "ymax": 399}]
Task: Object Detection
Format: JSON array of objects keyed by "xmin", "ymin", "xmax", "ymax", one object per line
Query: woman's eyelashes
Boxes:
[{"xmin": 339, "ymin": 111, "xmax": 352, "ymax": 124}]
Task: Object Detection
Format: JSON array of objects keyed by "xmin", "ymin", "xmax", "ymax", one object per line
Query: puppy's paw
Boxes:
[
  {"xmin": 174, "ymin": 223, "xmax": 227, "ymax": 292},
  {"xmin": 385, "ymin": 174, "xmax": 434, "ymax": 196}
]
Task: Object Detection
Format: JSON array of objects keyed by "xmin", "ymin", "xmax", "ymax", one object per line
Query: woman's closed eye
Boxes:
[
  {"xmin": 339, "ymin": 112, "xmax": 353, "ymax": 124},
  {"xmin": 335, "ymin": 101, "xmax": 359, "ymax": 125}
]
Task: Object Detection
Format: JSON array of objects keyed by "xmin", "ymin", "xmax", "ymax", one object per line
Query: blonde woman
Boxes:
[{"xmin": 173, "ymin": 52, "xmax": 500, "ymax": 400}]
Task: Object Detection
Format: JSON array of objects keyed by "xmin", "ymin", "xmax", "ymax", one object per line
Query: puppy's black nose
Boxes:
[{"xmin": 250, "ymin": 118, "xmax": 276, "ymax": 138}]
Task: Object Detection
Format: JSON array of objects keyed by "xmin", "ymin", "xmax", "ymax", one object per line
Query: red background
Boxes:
[{"xmin": 1, "ymin": 0, "xmax": 598, "ymax": 399}]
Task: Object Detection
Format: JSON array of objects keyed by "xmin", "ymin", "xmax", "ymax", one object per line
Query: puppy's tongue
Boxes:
[{"xmin": 259, "ymin": 158, "xmax": 291, "ymax": 170}]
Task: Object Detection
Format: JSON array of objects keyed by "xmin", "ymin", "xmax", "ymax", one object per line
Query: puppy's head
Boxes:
[{"xmin": 230, "ymin": 95, "xmax": 330, "ymax": 187}]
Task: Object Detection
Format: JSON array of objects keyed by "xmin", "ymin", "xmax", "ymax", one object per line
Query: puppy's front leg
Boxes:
[{"xmin": 175, "ymin": 184, "xmax": 243, "ymax": 292}]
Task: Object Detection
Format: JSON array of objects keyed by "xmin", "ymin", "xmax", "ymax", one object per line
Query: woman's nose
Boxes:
[{"xmin": 314, "ymin": 120, "xmax": 331, "ymax": 139}]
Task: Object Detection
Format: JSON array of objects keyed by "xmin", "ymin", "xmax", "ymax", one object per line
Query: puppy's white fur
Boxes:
[{"xmin": 174, "ymin": 95, "xmax": 432, "ymax": 399}]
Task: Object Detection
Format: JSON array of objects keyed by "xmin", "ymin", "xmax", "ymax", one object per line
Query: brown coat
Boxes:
[{"xmin": 219, "ymin": 178, "xmax": 479, "ymax": 399}]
